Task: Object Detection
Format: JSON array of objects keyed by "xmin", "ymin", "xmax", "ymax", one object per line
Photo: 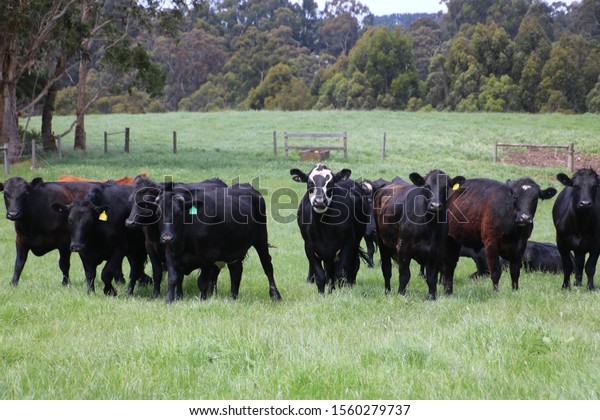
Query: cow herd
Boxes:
[{"xmin": 0, "ymin": 164, "xmax": 599, "ymax": 302}]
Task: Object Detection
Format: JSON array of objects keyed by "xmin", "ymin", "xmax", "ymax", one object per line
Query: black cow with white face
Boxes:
[
  {"xmin": 0, "ymin": 177, "xmax": 95, "ymax": 286},
  {"xmin": 52, "ymin": 183, "xmax": 147, "ymax": 296},
  {"xmin": 553, "ymin": 168, "xmax": 600, "ymax": 290},
  {"xmin": 291, "ymin": 164, "xmax": 370, "ymax": 295}
]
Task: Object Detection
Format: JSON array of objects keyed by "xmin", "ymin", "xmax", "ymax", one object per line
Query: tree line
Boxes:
[{"xmin": 2, "ymin": 0, "xmax": 600, "ymax": 162}]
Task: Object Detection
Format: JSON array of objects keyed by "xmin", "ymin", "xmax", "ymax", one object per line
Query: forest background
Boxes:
[{"xmin": 2, "ymin": 0, "xmax": 600, "ymax": 162}]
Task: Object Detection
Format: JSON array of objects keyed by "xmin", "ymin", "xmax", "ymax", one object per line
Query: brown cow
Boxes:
[
  {"xmin": 57, "ymin": 172, "xmax": 146, "ymax": 185},
  {"xmin": 443, "ymin": 177, "xmax": 556, "ymax": 294}
]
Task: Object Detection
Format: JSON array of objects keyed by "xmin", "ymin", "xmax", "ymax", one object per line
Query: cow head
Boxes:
[
  {"xmin": 1, "ymin": 177, "xmax": 45, "ymax": 221},
  {"xmin": 155, "ymin": 183, "xmax": 194, "ymax": 247},
  {"xmin": 409, "ymin": 170, "xmax": 466, "ymax": 213},
  {"xmin": 506, "ymin": 178, "xmax": 557, "ymax": 226},
  {"xmin": 52, "ymin": 199, "xmax": 111, "ymax": 252},
  {"xmin": 126, "ymin": 175, "xmax": 161, "ymax": 228},
  {"xmin": 557, "ymin": 168, "xmax": 600, "ymax": 211},
  {"xmin": 290, "ymin": 164, "xmax": 351, "ymax": 213}
]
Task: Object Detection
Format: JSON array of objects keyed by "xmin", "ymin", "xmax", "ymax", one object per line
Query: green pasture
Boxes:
[{"xmin": 1, "ymin": 111, "xmax": 599, "ymax": 399}]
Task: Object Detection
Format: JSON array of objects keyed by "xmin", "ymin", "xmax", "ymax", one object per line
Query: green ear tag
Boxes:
[{"xmin": 189, "ymin": 205, "xmax": 198, "ymax": 216}]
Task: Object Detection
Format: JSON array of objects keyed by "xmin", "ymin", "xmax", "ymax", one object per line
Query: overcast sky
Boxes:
[{"xmin": 292, "ymin": 0, "xmax": 580, "ymax": 16}]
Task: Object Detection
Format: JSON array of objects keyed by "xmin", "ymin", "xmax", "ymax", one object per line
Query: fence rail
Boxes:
[
  {"xmin": 274, "ymin": 131, "xmax": 348, "ymax": 159},
  {"xmin": 493, "ymin": 142, "xmax": 574, "ymax": 172}
]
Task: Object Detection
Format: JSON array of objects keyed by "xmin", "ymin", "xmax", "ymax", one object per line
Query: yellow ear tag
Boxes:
[
  {"xmin": 99, "ymin": 211, "xmax": 108, "ymax": 222},
  {"xmin": 189, "ymin": 206, "xmax": 198, "ymax": 216},
  {"xmin": 452, "ymin": 183, "xmax": 460, "ymax": 191}
]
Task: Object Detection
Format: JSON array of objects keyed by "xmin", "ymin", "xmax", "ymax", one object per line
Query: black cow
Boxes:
[
  {"xmin": 444, "ymin": 178, "xmax": 557, "ymax": 294},
  {"xmin": 124, "ymin": 174, "xmax": 228, "ymax": 298},
  {"xmin": 52, "ymin": 183, "xmax": 147, "ymax": 296},
  {"xmin": 291, "ymin": 164, "xmax": 370, "ymax": 295},
  {"xmin": 360, "ymin": 178, "xmax": 392, "ymax": 268},
  {"xmin": 156, "ymin": 182, "xmax": 281, "ymax": 303},
  {"xmin": 0, "ymin": 177, "xmax": 95, "ymax": 286},
  {"xmin": 374, "ymin": 170, "xmax": 465, "ymax": 300},
  {"xmin": 460, "ymin": 241, "xmax": 569, "ymax": 278},
  {"xmin": 552, "ymin": 168, "xmax": 600, "ymax": 290}
]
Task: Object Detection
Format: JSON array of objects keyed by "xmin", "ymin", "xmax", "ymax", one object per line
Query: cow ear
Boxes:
[
  {"xmin": 0, "ymin": 182, "xmax": 3, "ymax": 192},
  {"xmin": 556, "ymin": 173, "xmax": 572, "ymax": 186},
  {"xmin": 51, "ymin": 203, "xmax": 70, "ymax": 214},
  {"xmin": 539, "ymin": 187, "xmax": 557, "ymax": 200},
  {"xmin": 451, "ymin": 176, "xmax": 466, "ymax": 189},
  {"xmin": 290, "ymin": 168, "xmax": 308, "ymax": 183},
  {"xmin": 361, "ymin": 181, "xmax": 373, "ymax": 195},
  {"xmin": 506, "ymin": 179, "xmax": 514, "ymax": 189},
  {"xmin": 334, "ymin": 169, "xmax": 352, "ymax": 182},
  {"xmin": 409, "ymin": 172, "xmax": 425, "ymax": 186},
  {"xmin": 29, "ymin": 177, "xmax": 44, "ymax": 189}
]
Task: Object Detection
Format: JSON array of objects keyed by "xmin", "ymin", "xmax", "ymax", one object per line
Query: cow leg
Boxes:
[
  {"xmin": 397, "ymin": 259, "xmax": 411, "ymax": 296},
  {"xmin": 165, "ymin": 264, "xmax": 183, "ymax": 303},
  {"xmin": 198, "ymin": 265, "xmax": 217, "ymax": 300},
  {"xmin": 254, "ymin": 241, "xmax": 282, "ymax": 300},
  {"xmin": 10, "ymin": 243, "xmax": 30, "ymax": 286},
  {"xmin": 58, "ymin": 247, "xmax": 71, "ymax": 286},
  {"xmin": 380, "ymin": 244, "xmax": 394, "ymax": 294},
  {"xmin": 149, "ymin": 257, "xmax": 164, "ymax": 298},
  {"xmin": 100, "ymin": 258, "xmax": 121, "ymax": 297},
  {"xmin": 443, "ymin": 239, "xmax": 461, "ymax": 295},
  {"xmin": 425, "ymin": 263, "xmax": 438, "ymax": 301},
  {"xmin": 311, "ymin": 259, "xmax": 327, "ymax": 295},
  {"xmin": 81, "ymin": 258, "xmax": 97, "ymax": 294},
  {"xmin": 304, "ymin": 243, "xmax": 315, "ymax": 283},
  {"xmin": 364, "ymin": 236, "xmax": 375, "ymax": 268},
  {"xmin": 573, "ymin": 252, "xmax": 586, "ymax": 287},
  {"xmin": 125, "ymin": 252, "xmax": 146, "ymax": 296},
  {"xmin": 325, "ymin": 259, "xmax": 337, "ymax": 292},
  {"xmin": 584, "ymin": 251, "xmax": 599, "ymax": 291},
  {"xmin": 509, "ymin": 258, "xmax": 522, "ymax": 291},
  {"xmin": 558, "ymin": 243, "xmax": 574, "ymax": 289},
  {"xmin": 484, "ymin": 244, "xmax": 502, "ymax": 291},
  {"xmin": 228, "ymin": 260, "xmax": 244, "ymax": 300}
]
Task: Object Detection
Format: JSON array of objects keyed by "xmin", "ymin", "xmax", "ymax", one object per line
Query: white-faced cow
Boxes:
[
  {"xmin": 0, "ymin": 177, "xmax": 96, "ymax": 286},
  {"xmin": 156, "ymin": 182, "xmax": 281, "ymax": 303},
  {"xmin": 52, "ymin": 183, "xmax": 147, "ymax": 296},
  {"xmin": 290, "ymin": 164, "xmax": 370, "ymax": 295},
  {"xmin": 444, "ymin": 177, "xmax": 557, "ymax": 294},
  {"xmin": 552, "ymin": 168, "xmax": 600, "ymax": 290},
  {"xmin": 374, "ymin": 170, "xmax": 465, "ymax": 300}
]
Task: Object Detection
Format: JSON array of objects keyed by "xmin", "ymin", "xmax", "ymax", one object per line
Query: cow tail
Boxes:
[{"xmin": 357, "ymin": 247, "xmax": 370, "ymax": 265}]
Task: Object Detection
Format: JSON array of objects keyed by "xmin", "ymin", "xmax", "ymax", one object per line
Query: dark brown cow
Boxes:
[
  {"xmin": 57, "ymin": 173, "xmax": 146, "ymax": 185},
  {"xmin": 0, "ymin": 177, "xmax": 96, "ymax": 286},
  {"xmin": 374, "ymin": 170, "xmax": 465, "ymax": 300},
  {"xmin": 443, "ymin": 178, "xmax": 556, "ymax": 294}
]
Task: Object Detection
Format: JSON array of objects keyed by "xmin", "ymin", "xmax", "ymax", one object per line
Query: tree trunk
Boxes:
[
  {"xmin": 41, "ymin": 55, "xmax": 67, "ymax": 152},
  {"xmin": 1, "ymin": 39, "xmax": 21, "ymax": 163},
  {"xmin": 74, "ymin": 3, "xmax": 89, "ymax": 150}
]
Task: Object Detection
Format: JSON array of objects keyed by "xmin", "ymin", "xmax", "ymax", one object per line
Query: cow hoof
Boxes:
[
  {"xmin": 575, "ymin": 282, "xmax": 583, "ymax": 287},
  {"xmin": 126, "ymin": 287, "xmax": 134, "ymax": 296},
  {"xmin": 104, "ymin": 287, "xmax": 117, "ymax": 296},
  {"xmin": 152, "ymin": 290, "xmax": 160, "ymax": 299},
  {"xmin": 10, "ymin": 280, "xmax": 18, "ymax": 287},
  {"xmin": 270, "ymin": 290, "xmax": 282, "ymax": 301},
  {"xmin": 62, "ymin": 278, "xmax": 69, "ymax": 286},
  {"xmin": 427, "ymin": 294, "xmax": 436, "ymax": 301}
]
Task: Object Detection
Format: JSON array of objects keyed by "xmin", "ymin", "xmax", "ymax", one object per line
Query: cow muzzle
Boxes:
[
  {"xmin": 6, "ymin": 210, "xmax": 20, "ymax": 220},
  {"xmin": 160, "ymin": 233, "xmax": 175, "ymax": 244},
  {"xmin": 516, "ymin": 213, "xmax": 533, "ymax": 225},
  {"xmin": 125, "ymin": 218, "xmax": 136, "ymax": 228},
  {"xmin": 70, "ymin": 243, "xmax": 84, "ymax": 253},
  {"xmin": 577, "ymin": 200, "xmax": 593, "ymax": 209}
]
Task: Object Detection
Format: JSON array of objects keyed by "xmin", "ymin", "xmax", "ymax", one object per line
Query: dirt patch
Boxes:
[{"xmin": 499, "ymin": 146, "xmax": 600, "ymax": 171}]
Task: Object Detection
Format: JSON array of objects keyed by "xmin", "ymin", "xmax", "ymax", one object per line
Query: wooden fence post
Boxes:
[
  {"xmin": 567, "ymin": 143, "xmax": 574, "ymax": 172},
  {"xmin": 31, "ymin": 139, "xmax": 37, "ymax": 169},
  {"xmin": 273, "ymin": 131, "xmax": 277, "ymax": 158},
  {"xmin": 284, "ymin": 132, "xmax": 289, "ymax": 159},
  {"xmin": 124, "ymin": 127, "xmax": 130, "ymax": 153},
  {"xmin": 381, "ymin": 132, "xmax": 386, "ymax": 161},
  {"xmin": 343, "ymin": 132, "xmax": 348, "ymax": 159},
  {"xmin": 104, "ymin": 131, "xmax": 108, "ymax": 154},
  {"xmin": 493, "ymin": 141, "xmax": 498, "ymax": 164},
  {"xmin": 173, "ymin": 131, "xmax": 177, "ymax": 154}
]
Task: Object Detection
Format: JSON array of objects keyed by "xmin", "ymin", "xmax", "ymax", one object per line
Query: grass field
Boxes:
[{"xmin": 1, "ymin": 111, "xmax": 600, "ymax": 399}]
